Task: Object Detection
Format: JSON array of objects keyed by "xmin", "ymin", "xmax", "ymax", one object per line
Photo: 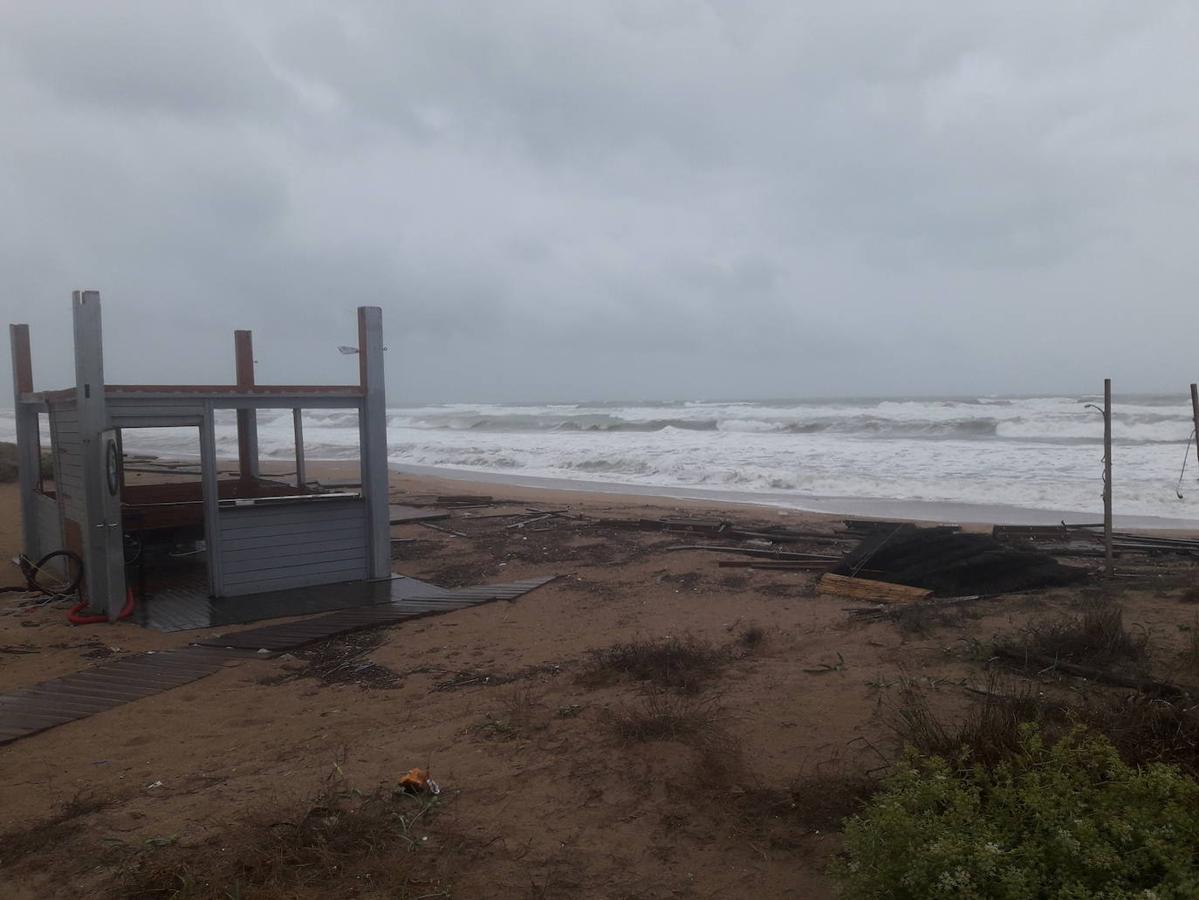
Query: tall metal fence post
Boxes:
[{"xmin": 1103, "ymin": 378, "xmax": 1113, "ymax": 577}]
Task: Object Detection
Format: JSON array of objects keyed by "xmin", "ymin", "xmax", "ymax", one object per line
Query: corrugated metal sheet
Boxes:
[{"xmin": 217, "ymin": 499, "xmax": 369, "ymax": 596}]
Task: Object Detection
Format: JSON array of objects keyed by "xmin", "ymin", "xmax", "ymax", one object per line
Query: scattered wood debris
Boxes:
[
  {"xmin": 819, "ymin": 573, "xmax": 933, "ymax": 604},
  {"xmin": 993, "ymin": 645, "xmax": 1189, "ymax": 698},
  {"xmin": 600, "ymin": 517, "xmax": 852, "ymax": 546},
  {"xmin": 397, "ymin": 494, "xmax": 499, "ymax": 509},
  {"xmin": 847, "ymin": 592, "xmax": 992, "ymax": 622},
  {"xmin": 387, "ymin": 504, "xmax": 451, "ymax": 525},
  {"xmin": 994, "ymin": 523, "xmax": 1199, "ymax": 557},
  {"xmin": 718, "ymin": 560, "xmax": 839, "ymax": 571},
  {"xmin": 843, "ymin": 519, "xmax": 960, "ymax": 537},
  {"xmin": 663, "ymin": 545, "xmax": 841, "ymax": 562},
  {"xmin": 416, "ymin": 521, "xmax": 468, "ymax": 538}
]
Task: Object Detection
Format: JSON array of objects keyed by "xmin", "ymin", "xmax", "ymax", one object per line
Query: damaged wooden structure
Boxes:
[{"xmin": 8, "ymin": 291, "xmax": 391, "ymax": 619}]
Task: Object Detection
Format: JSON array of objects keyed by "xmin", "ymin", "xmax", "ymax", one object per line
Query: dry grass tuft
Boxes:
[
  {"xmin": 579, "ymin": 636, "xmax": 730, "ymax": 694},
  {"xmin": 607, "ymin": 689, "xmax": 723, "ymax": 744},
  {"xmin": 736, "ymin": 624, "xmax": 767, "ymax": 651},
  {"xmin": 113, "ymin": 771, "xmax": 452, "ymax": 899},
  {"xmin": 1179, "ymin": 586, "xmax": 1199, "ymax": 605},
  {"xmin": 1018, "ymin": 601, "xmax": 1148, "ymax": 668},
  {"xmin": 889, "ymin": 602, "xmax": 968, "ymax": 635},
  {"xmin": 735, "ymin": 771, "xmax": 878, "ymax": 837},
  {"xmin": 1074, "ymin": 692, "xmax": 1199, "ymax": 778},
  {"xmin": 890, "ymin": 674, "xmax": 1199, "ymax": 778},
  {"xmin": 474, "ymin": 683, "xmax": 545, "ymax": 741},
  {"xmin": 890, "ymin": 676, "xmax": 1059, "ymax": 768},
  {"xmin": 1185, "ymin": 619, "xmax": 1199, "ymax": 673},
  {"xmin": 0, "ymin": 793, "xmax": 110, "ymax": 869},
  {"xmin": 607, "ymin": 689, "xmax": 748, "ymax": 796},
  {"xmin": 500, "ymin": 681, "xmax": 538, "ymax": 725}
]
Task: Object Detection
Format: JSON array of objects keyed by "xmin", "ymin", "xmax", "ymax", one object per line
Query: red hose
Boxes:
[{"xmin": 68, "ymin": 588, "xmax": 135, "ymax": 625}]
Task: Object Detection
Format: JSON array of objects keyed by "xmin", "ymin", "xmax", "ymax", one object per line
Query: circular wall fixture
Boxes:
[{"xmin": 105, "ymin": 437, "xmax": 120, "ymax": 496}]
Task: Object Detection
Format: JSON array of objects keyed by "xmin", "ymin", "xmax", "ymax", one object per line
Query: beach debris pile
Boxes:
[
  {"xmin": 609, "ymin": 515, "xmax": 1083, "ymax": 597},
  {"xmin": 607, "ymin": 515, "xmax": 1090, "ymax": 605},
  {"xmin": 994, "ymin": 523, "xmax": 1199, "ymax": 559},
  {"xmin": 836, "ymin": 525, "xmax": 1084, "ymax": 596},
  {"xmin": 608, "ymin": 516, "xmax": 854, "ymax": 570}
]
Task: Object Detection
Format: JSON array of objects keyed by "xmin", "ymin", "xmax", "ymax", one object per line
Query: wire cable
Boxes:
[{"xmin": 1177, "ymin": 428, "xmax": 1195, "ymax": 499}]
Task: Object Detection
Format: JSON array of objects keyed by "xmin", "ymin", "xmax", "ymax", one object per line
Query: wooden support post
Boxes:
[
  {"xmin": 293, "ymin": 408, "xmax": 306, "ymax": 489},
  {"xmin": 1191, "ymin": 384, "xmax": 1199, "ymax": 471},
  {"xmin": 73, "ymin": 291, "xmax": 125, "ymax": 616},
  {"xmin": 8, "ymin": 324, "xmax": 39, "ymax": 560},
  {"xmin": 1103, "ymin": 378, "xmax": 1113, "ymax": 577},
  {"xmin": 234, "ymin": 329, "xmax": 258, "ymax": 480},
  {"xmin": 200, "ymin": 405, "xmax": 223, "ymax": 598},
  {"xmin": 357, "ymin": 307, "xmax": 390, "ymax": 579}
]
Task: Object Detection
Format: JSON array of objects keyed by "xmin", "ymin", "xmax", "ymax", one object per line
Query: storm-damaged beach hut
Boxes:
[{"xmin": 8, "ymin": 291, "xmax": 391, "ymax": 622}]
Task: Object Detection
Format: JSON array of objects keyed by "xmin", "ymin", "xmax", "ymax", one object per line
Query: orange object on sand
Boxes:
[{"xmin": 399, "ymin": 768, "xmax": 431, "ymax": 793}]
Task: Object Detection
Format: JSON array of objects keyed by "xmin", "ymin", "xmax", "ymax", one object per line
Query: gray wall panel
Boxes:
[
  {"xmin": 49, "ymin": 403, "xmax": 85, "ymax": 521},
  {"xmin": 216, "ymin": 499, "xmax": 369, "ymax": 597},
  {"xmin": 32, "ymin": 491, "xmax": 64, "ymax": 564}
]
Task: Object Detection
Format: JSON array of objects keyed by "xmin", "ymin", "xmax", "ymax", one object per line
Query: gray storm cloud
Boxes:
[{"xmin": 2, "ymin": 1, "xmax": 1197, "ymax": 402}]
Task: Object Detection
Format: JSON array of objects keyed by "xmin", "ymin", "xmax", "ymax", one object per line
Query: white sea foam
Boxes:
[{"xmin": 3, "ymin": 395, "xmax": 1198, "ymax": 520}]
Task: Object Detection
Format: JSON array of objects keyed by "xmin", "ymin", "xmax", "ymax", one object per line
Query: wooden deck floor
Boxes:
[{"xmin": 0, "ymin": 575, "xmax": 556, "ymax": 746}]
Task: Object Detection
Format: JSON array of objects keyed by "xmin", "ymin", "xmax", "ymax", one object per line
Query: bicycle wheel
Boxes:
[
  {"xmin": 26, "ymin": 550, "xmax": 84, "ymax": 596},
  {"xmin": 123, "ymin": 531, "xmax": 144, "ymax": 566}
]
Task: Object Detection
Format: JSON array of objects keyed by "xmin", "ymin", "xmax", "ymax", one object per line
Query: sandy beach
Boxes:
[
  {"xmin": 2, "ymin": 461, "xmax": 1199, "ymax": 898},
  {"xmin": 7, "ymin": 5, "xmax": 1199, "ymax": 894}
]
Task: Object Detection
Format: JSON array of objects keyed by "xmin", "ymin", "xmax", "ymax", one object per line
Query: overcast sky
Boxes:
[{"xmin": 2, "ymin": 2, "xmax": 1197, "ymax": 403}]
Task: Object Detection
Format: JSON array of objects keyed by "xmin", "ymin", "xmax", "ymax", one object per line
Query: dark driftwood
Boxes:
[
  {"xmin": 846, "ymin": 586, "xmax": 1059, "ymax": 622},
  {"xmin": 599, "ymin": 518, "xmax": 856, "ymax": 546},
  {"xmin": 994, "ymin": 646, "xmax": 1188, "ymax": 698},
  {"xmin": 416, "ymin": 521, "xmax": 467, "ymax": 538},
  {"xmin": 847, "ymin": 592, "xmax": 988, "ymax": 621},
  {"xmin": 666, "ymin": 545, "xmax": 840, "ymax": 561},
  {"xmin": 716, "ymin": 560, "xmax": 836, "ymax": 570}
]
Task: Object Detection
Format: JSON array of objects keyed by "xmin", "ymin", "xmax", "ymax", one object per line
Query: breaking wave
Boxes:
[
  {"xmin": 379, "ymin": 398, "xmax": 1194, "ymax": 444},
  {"xmin": 3, "ymin": 394, "xmax": 1197, "ymax": 520}
]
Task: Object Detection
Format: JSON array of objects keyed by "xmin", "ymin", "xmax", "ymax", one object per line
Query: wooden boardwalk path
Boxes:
[{"xmin": 0, "ymin": 575, "xmax": 555, "ymax": 746}]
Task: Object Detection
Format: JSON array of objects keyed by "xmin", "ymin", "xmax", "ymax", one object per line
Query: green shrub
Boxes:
[{"xmin": 835, "ymin": 727, "xmax": 1199, "ymax": 899}]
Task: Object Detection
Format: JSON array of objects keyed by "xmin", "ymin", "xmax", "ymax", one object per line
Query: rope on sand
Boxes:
[{"xmin": 1176, "ymin": 428, "xmax": 1195, "ymax": 499}]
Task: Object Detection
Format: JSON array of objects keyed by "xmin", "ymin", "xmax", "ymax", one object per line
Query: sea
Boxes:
[{"xmin": 5, "ymin": 395, "xmax": 1199, "ymax": 527}]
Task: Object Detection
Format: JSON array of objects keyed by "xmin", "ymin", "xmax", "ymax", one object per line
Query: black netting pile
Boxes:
[{"xmin": 835, "ymin": 525, "xmax": 1084, "ymax": 596}]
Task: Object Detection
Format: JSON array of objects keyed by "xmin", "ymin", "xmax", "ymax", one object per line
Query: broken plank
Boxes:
[
  {"xmin": 506, "ymin": 513, "xmax": 556, "ymax": 529},
  {"xmin": 395, "ymin": 495, "xmax": 498, "ymax": 508},
  {"xmin": 717, "ymin": 560, "xmax": 835, "ymax": 570},
  {"xmin": 818, "ymin": 573, "xmax": 932, "ymax": 604},
  {"xmin": 462, "ymin": 510, "xmax": 533, "ymax": 520},
  {"xmin": 416, "ymin": 521, "xmax": 467, "ymax": 538},
  {"xmin": 725, "ymin": 528, "xmax": 856, "ymax": 546},
  {"xmin": 665, "ymin": 545, "xmax": 841, "ymax": 561},
  {"xmin": 388, "ymin": 505, "xmax": 451, "ymax": 525},
  {"xmin": 847, "ymin": 593, "xmax": 991, "ymax": 621},
  {"xmin": 603, "ymin": 518, "xmax": 731, "ymax": 534}
]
